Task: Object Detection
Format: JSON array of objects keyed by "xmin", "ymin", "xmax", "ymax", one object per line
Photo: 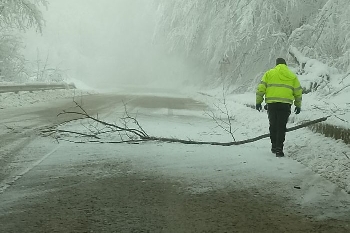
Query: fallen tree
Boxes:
[{"xmin": 42, "ymin": 101, "xmax": 329, "ymax": 146}]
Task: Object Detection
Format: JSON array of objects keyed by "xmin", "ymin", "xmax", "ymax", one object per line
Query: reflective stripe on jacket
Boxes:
[{"xmin": 256, "ymin": 64, "xmax": 302, "ymax": 107}]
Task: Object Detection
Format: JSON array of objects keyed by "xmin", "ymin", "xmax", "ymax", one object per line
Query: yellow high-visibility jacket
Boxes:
[{"xmin": 256, "ymin": 64, "xmax": 302, "ymax": 107}]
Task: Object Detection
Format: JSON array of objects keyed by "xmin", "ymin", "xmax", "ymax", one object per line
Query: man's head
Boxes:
[{"xmin": 276, "ymin": 58, "xmax": 287, "ymax": 66}]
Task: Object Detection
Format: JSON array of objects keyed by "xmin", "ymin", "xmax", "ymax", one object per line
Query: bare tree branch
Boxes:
[
  {"xmin": 56, "ymin": 129, "xmax": 100, "ymax": 139},
  {"xmin": 46, "ymin": 101, "xmax": 329, "ymax": 146},
  {"xmin": 343, "ymin": 152, "xmax": 349, "ymax": 160},
  {"xmin": 332, "ymin": 84, "xmax": 350, "ymax": 96},
  {"xmin": 204, "ymin": 85, "xmax": 236, "ymax": 141},
  {"xmin": 57, "ymin": 101, "xmax": 148, "ymax": 139}
]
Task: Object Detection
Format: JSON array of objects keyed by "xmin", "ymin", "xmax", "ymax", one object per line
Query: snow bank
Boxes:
[
  {"xmin": 0, "ymin": 89, "xmax": 94, "ymax": 109},
  {"xmin": 191, "ymin": 56, "xmax": 350, "ymax": 193},
  {"xmin": 189, "ymin": 89, "xmax": 350, "ymax": 194},
  {"xmin": 64, "ymin": 78, "xmax": 96, "ymax": 91}
]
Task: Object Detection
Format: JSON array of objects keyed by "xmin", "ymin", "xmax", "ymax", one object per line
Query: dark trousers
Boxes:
[{"xmin": 267, "ymin": 103, "xmax": 291, "ymax": 151}]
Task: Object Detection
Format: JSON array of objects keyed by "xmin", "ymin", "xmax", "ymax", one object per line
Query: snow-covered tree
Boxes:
[
  {"xmin": 290, "ymin": 0, "xmax": 350, "ymax": 71},
  {"xmin": 0, "ymin": 0, "xmax": 47, "ymax": 32},
  {"xmin": 0, "ymin": 0, "xmax": 47, "ymax": 81},
  {"xmin": 154, "ymin": 0, "xmax": 350, "ymax": 92}
]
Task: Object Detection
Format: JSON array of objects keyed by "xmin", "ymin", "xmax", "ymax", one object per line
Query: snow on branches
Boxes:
[
  {"xmin": 0, "ymin": 0, "xmax": 47, "ymax": 32},
  {"xmin": 289, "ymin": 46, "xmax": 350, "ymax": 96},
  {"xmin": 0, "ymin": 0, "xmax": 47, "ymax": 82},
  {"xmin": 154, "ymin": 0, "xmax": 350, "ymax": 89}
]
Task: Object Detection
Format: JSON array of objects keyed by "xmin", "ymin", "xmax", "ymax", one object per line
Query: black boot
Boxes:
[{"xmin": 275, "ymin": 148, "xmax": 284, "ymax": 157}]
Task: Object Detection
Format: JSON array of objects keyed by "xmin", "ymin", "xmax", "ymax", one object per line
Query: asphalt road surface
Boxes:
[{"xmin": 0, "ymin": 93, "xmax": 349, "ymax": 233}]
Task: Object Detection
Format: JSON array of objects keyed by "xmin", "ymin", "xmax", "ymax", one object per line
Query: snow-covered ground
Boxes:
[
  {"xmin": 1, "ymin": 83, "xmax": 349, "ymax": 198},
  {"xmin": 191, "ymin": 88, "xmax": 350, "ymax": 194},
  {"xmin": 0, "ymin": 79, "xmax": 100, "ymax": 109},
  {"xmin": 0, "ymin": 89, "xmax": 94, "ymax": 109}
]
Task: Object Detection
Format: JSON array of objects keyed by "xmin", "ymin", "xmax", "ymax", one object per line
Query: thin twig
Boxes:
[
  {"xmin": 56, "ymin": 129, "xmax": 100, "ymax": 139},
  {"xmin": 58, "ymin": 101, "xmax": 148, "ymax": 138}
]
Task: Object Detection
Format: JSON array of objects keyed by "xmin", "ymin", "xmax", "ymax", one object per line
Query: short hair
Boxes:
[{"xmin": 276, "ymin": 58, "xmax": 287, "ymax": 65}]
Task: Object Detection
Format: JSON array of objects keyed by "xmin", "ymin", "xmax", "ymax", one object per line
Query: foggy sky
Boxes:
[{"xmin": 22, "ymin": 0, "xmax": 194, "ymax": 89}]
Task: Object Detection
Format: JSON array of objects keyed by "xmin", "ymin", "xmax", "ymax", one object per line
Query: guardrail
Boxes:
[{"xmin": 0, "ymin": 83, "xmax": 76, "ymax": 94}]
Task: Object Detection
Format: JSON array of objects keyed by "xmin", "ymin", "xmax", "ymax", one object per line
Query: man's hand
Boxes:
[
  {"xmin": 256, "ymin": 104, "xmax": 262, "ymax": 112},
  {"xmin": 294, "ymin": 107, "xmax": 301, "ymax": 114}
]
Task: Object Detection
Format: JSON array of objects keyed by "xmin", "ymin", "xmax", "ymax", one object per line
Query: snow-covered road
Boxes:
[{"xmin": 0, "ymin": 88, "xmax": 349, "ymax": 232}]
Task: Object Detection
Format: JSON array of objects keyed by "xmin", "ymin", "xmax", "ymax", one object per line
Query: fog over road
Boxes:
[{"xmin": 0, "ymin": 93, "xmax": 349, "ymax": 233}]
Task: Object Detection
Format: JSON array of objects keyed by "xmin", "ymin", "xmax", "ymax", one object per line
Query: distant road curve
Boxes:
[{"xmin": 0, "ymin": 83, "xmax": 76, "ymax": 93}]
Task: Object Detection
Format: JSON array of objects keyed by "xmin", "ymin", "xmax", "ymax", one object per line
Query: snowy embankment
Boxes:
[
  {"xmin": 0, "ymin": 89, "xmax": 93, "ymax": 109},
  {"xmin": 191, "ymin": 56, "xmax": 350, "ymax": 194},
  {"xmin": 0, "ymin": 80, "xmax": 95, "ymax": 109},
  {"xmin": 191, "ymin": 90, "xmax": 349, "ymax": 194}
]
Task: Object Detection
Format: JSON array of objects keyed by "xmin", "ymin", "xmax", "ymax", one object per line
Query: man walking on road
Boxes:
[{"xmin": 256, "ymin": 58, "xmax": 303, "ymax": 157}]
